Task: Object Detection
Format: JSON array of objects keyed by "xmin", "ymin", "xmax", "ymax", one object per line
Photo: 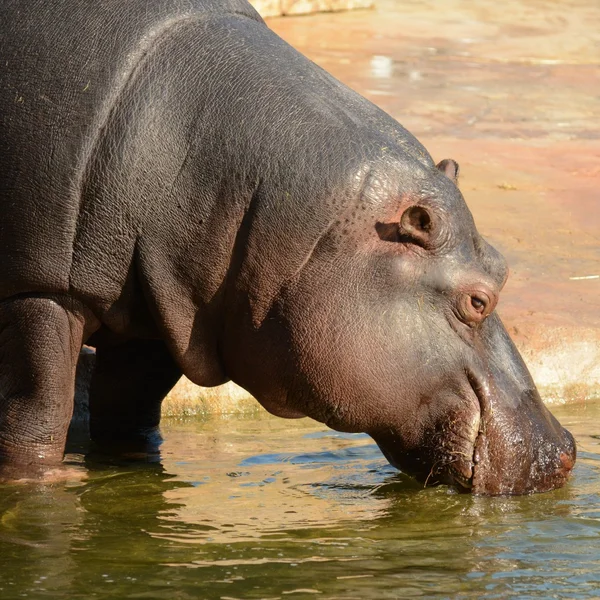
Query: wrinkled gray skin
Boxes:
[{"xmin": 0, "ymin": 0, "xmax": 575, "ymax": 493}]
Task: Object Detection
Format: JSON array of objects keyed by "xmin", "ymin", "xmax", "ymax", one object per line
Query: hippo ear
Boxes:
[
  {"xmin": 436, "ymin": 159, "xmax": 460, "ymax": 182},
  {"xmin": 399, "ymin": 205, "xmax": 434, "ymax": 247},
  {"xmin": 376, "ymin": 205, "xmax": 436, "ymax": 247}
]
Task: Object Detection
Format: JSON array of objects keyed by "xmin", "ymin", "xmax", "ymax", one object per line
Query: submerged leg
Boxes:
[
  {"xmin": 0, "ymin": 295, "xmax": 89, "ymax": 479},
  {"xmin": 89, "ymin": 339, "xmax": 181, "ymax": 455}
]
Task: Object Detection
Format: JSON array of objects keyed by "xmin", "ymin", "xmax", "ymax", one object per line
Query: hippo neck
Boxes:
[{"xmin": 134, "ymin": 13, "xmax": 432, "ymax": 386}]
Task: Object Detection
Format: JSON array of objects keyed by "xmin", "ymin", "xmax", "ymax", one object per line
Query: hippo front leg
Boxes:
[{"xmin": 0, "ymin": 295, "xmax": 93, "ymax": 480}]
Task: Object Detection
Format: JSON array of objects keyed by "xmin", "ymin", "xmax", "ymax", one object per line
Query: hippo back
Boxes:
[{"xmin": 0, "ymin": 0, "xmax": 261, "ymax": 300}]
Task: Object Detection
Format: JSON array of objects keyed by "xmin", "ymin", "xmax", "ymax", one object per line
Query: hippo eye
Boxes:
[
  {"xmin": 470, "ymin": 296, "xmax": 486, "ymax": 314},
  {"xmin": 457, "ymin": 291, "xmax": 493, "ymax": 326}
]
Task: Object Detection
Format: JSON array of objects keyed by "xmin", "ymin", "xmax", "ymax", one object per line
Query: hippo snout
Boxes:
[
  {"xmin": 472, "ymin": 422, "xmax": 575, "ymax": 496},
  {"xmin": 469, "ymin": 382, "xmax": 576, "ymax": 496}
]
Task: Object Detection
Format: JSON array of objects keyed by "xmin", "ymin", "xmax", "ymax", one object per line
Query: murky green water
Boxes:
[{"xmin": 1, "ymin": 401, "xmax": 599, "ymax": 599}]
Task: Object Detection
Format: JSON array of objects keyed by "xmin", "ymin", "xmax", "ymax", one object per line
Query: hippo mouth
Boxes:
[
  {"xmin": 446, "ymin": 460, "xmax": 476, "ymax": 491},
  {"xmin": 449, "ymin": 371, "xmax": 577, "ymax": 496},
  {"xmin": 442, "ymin": 428, "xmax": 481, "ymax": 492},
  {"xmin": 440, "ymin": 373, "xmax": 485, "ymax": 492},
  {"xmin": 371, "ymin": 361, "xmax": 574, "ymax": 495}
]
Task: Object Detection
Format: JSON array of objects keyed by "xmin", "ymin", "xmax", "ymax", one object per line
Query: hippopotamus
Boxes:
[{"xmin": 0, "ymin": 0, "xmax": 575, "ymax": 494}]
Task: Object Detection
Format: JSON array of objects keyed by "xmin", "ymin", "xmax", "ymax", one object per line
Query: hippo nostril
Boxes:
[
  {"xmin": 559, "ymin": 451, "xmax": 575, "ymax": 472},
  {"xmin": 558, "ymin": 428, "xmax": 577, "ymax": 475}
]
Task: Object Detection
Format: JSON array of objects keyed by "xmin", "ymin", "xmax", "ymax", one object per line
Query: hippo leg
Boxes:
[
  {"xmin": 0, "ymin": 295, "xmax": 89, "ymax": 479},
  {"xmin": 89, "ymin": 340, "xmax": 181, "ymax": 456}
]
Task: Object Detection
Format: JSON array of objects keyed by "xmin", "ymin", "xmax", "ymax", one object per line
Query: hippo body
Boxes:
[{"xmin": 0, "ymin": 0, "xmax": 574, "ymax": 493}]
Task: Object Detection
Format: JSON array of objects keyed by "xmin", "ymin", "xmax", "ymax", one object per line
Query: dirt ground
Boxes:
[{"xmin": 264, "ymin": 0, "xmax": 600, "ymax": 402}]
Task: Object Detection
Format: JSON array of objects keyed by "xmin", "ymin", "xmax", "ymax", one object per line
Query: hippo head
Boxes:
[{"xmin": 223, "ymin": 153, "xmax": 575, "ymax": 496}]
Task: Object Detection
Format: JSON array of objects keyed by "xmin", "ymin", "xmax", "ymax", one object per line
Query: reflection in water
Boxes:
[
  {"xmin": 0, "ymin": 404, "xmax": 598, "ymax": 598},
  {"xmin": 0, "ymin": 483, "xmax": 82, "ymax": 596},
  {"xmin": 370, "ymin": 55, "xmax": 394, "ymax": 79}
]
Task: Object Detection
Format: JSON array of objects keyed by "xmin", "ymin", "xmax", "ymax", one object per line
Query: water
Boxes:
[{"xmin": 1, "ymin": 401, "xmax": 599, "ymax": 599}]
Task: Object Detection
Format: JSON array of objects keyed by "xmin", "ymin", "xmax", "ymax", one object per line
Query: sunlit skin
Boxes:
[{"xmin": 0, "ymin": 0, "xmax": 574, "ymax": 493}]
